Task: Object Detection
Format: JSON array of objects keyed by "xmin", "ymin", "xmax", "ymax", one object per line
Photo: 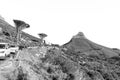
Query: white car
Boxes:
[
  {"xmin": 0, "ymin": 43, "xmax": 8, "ymax": 57},
  {"xmin": 0, "ymin": 43, "xmax": 19, "ymax": 57},
  {"xmin": 5, "ymin": 47, "xmax": 19, "ymax": 55}
]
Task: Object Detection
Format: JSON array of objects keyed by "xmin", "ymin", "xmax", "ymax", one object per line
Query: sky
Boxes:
[{"xmin": 0, "ymin": 0, "xmax": 120, "ymax": 48}]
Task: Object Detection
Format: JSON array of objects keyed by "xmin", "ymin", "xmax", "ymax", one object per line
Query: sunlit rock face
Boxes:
[{"xmin": 0, "ymin": 18, "xmax": 120, "ymax": 80}]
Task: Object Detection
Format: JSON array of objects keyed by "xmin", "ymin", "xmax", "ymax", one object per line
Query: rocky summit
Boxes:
[{"xmin": 0, "ymin": 17, "xmax": 120, "ymax": 80}]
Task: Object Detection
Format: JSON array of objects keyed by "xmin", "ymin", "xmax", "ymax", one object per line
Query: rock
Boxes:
[{"xmin": 73, "ymin": 32, "xmax": 86, "ymax": 39}]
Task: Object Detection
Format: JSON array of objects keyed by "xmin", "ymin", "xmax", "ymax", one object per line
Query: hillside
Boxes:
[
  {"xmin": 0, "ymin": 18, "xmax": 120, "ymax": 80},
  {"xmin": 0, "ymin": 19, "xmax": 42, "ymax": 46}
]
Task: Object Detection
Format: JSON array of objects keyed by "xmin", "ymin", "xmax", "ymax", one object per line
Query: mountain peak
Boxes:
[{"xmin": 72, "ymin": 32, "xmax": 86, "ymax": 39}]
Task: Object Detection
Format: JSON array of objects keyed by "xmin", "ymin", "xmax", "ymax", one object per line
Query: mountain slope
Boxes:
[
  {"xmin": 63, "ymin": 32, "xmax": 119, "ymax": 58},
  {"xmin": 0, "ymin": 19, "xmax": 42, "ymax": 46}
]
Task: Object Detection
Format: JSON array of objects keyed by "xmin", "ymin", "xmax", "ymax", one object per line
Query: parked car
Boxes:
[
  {"xmin": 0, "ymin": 43, "xmax": 9, "ymax": 57},
  {"xmin": 5, "ymin": 47, "xmax": 19, "ymax": 56},
  {"xmin": 0, "ymin": 43, "xmax": 19, "ymax": 57}
]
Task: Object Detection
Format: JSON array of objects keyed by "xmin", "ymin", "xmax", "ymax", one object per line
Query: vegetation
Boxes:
[{"xmin": 13, "ymin": 19, "xmax": 30, "ymax": 45}]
